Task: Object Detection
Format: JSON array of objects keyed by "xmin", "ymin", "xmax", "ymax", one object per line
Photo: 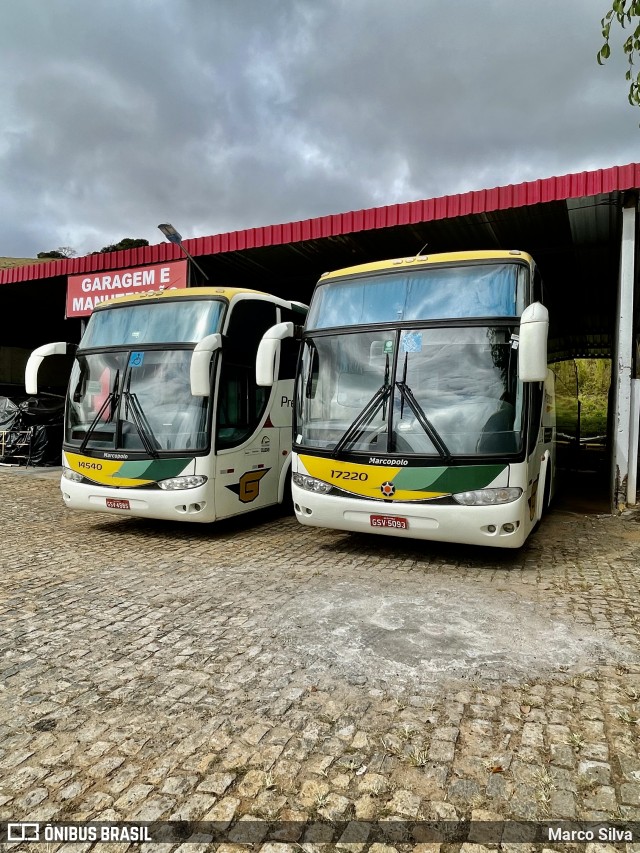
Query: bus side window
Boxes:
[
  {"xmin": 216, "ymin": 300, "xmax": 278, "ymax": 449},
  {"xmin": 278, "ymin": 304, "xmax": 306, "ymax": 381},
  {"xmin": 533, "ymin": 267, "xmax": 543, "ymax": 304},
  {"xmin": 278, "ymin": 336, "xmax": 300, "ymax": 381},
  {"xmin": 527, "ymin": 381, "xmax": 544, "ymax": 455}
]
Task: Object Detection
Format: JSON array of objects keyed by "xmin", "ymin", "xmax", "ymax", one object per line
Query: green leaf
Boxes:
[{"xmin": 601, "ymin": 42, "xmax": 611, "ymax": 59}]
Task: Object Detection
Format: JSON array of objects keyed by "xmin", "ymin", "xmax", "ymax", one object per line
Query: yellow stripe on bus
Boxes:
[
  {"xmin": 298, "ymin": 455, "xmax": 445, "ymax": 502},
  {"xmin": 65, "ymin": 452, "xmax": 154, "ymax": 488}
]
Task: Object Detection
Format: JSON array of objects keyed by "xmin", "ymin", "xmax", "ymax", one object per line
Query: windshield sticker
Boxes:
[
  {"xmin": 128, "ymin": 351, "xmax": 144, "ymax": 368},
  {"xmin": 383, "ymin": 340, "xmax": 394, "ymax": 354},
  {"xmin": 401, "ymin": 331, "xmax": 423, "ymax": 353}
]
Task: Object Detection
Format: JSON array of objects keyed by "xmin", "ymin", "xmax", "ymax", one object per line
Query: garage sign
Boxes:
[{"xmin": 66, "ymin": 259, "xmax": 188, "ymax": 318}]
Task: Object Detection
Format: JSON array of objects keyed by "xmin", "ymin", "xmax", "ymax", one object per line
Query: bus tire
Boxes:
[
  {"xmin": 280, "ymin": 467, "xmax": 293, "ymax": 513},
  {"xmin": 542, "ymin": 467, "xmax": 552, "ymax": 515}
]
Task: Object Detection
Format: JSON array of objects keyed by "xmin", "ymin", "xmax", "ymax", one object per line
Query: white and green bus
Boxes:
[
  {"xmin": 258, "ymin": 250, "xmax": 554, "ymax": 548},
  {"xmin": 26, "ymin": 287, "xmax": 306, "ymax": 523}
]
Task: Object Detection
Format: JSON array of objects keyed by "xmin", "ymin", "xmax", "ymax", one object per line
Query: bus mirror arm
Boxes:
[
  {"xmin": 518, "ymin": 302, "xmax": 548, "ymax": 383},
  {"xmin": 190, "ymin": 333, "xmax": 222, "ymax": 397},
  {"xmin": 25, "ymin": 342, "xmax": 77, "ymax": 395},
  {"xmin": 256, "ymin": 322, "xmax": 294, "ymax": 387}
]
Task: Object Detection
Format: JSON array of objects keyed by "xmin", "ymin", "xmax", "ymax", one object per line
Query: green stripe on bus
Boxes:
[
  {"xmin": 113, "ymin": 458, "xmax": 193, "ymax": 481},
  {"xmin": 393, "ymin": 464, "xmax": 507, "ymax": 494}
]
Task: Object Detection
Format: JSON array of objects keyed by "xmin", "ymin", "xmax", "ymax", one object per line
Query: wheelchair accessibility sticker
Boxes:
[{"xmin": 129, "ymin": 351, "xmax": 144, "ymax": 368}]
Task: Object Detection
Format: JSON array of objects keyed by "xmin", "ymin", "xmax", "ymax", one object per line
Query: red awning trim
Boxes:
[{"xmin": 3, "ymin": 162, "xmax": 639, "ymax": 286}]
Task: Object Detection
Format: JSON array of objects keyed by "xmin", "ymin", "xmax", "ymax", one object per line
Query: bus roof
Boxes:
[
  {"xmin": 91, "ymin": 285, "xmax": 270, "ymax": 310},
  {"xmin": 318, "ymin": 249, "xmax": 534, "ymax": 281}
]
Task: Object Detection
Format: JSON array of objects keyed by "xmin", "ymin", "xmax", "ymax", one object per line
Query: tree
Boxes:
[
  {"xmin": 37, "ymin": 246, "xmax": 76, "ymax": 259},
  {"xmin": 92, "ymin": 237, "xmax": 149, "ymax": 255},
  {"xmin": 598, "ymin": 1, "xmax": 640, "ymax": 107}
]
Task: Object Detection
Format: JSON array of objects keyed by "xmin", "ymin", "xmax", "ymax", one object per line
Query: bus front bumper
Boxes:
[
  {"xmin": 292, "ymin": 486, "xmax": 530, "ymax": 548},
  {"xmin": 60, "ymin": 477, "xmax": 217, "ymax": 523}
]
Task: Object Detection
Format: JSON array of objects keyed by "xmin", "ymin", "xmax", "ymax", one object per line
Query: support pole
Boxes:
[
  {"xmin": 611, "ymin": 198, "xmax": 637, "ymax": 511},
  {"xmin": 628, "ymin": 378, "xmax": 640, "ymax": 506}
]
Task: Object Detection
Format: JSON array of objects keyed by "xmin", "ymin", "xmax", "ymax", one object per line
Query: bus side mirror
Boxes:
[
  {"xmin": 256, "ymin": 322, "xmax": 294, "ymax": 387},
  {"xmin": 518, "ymin": 302, "xmax": 548, "ymax": 382},
  {"xmin": 25, "ymin": 342, "xmax": 75, "ymax": 394},
  {"xmin": 190, "ymin": 333, "xmax": 222, "ymax": 396}
]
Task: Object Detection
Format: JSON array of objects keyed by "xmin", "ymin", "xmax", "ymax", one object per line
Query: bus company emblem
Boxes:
[
  {"xmin": 226, "ymin": 468, "xmax": 271, "ymax": 503},
  {"xmin": 380, "ymin": 481, "xmax": 396, "ymax": 497}
]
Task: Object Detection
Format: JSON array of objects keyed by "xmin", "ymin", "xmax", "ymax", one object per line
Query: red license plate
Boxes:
[
  {"xmin": 106, "ymin": 498, "xmax": 130, "ymax": 510},
  {"xmin": 370, "ymin": 515, "xmax": 408, "ymax": 530}
]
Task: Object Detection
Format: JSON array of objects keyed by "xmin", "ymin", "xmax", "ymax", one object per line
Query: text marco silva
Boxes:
[{"xmin": 548, "ymin": 826, "xmax": 634, "ymax": 842}]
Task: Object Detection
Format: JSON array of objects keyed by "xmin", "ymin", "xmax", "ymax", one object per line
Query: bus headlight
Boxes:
[
  {"xmin": 62, "ymin": 466, "xmax": 83, "ymax": 483},
  {"xmin": 157, "ymin": 475, "xmax": 208, "ymax": 491},
  {"xmin": 453, "ymin": 487, "xmax": 522, "ymax": 506},
  {"xmin": 292, "ymin": 473, "xmax": 332, "ymax": 494}
]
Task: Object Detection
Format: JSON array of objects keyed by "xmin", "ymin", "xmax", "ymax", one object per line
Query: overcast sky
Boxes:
[{"xmin": 1, "ymin": 0, "xmax": 637, "ymax": 258}]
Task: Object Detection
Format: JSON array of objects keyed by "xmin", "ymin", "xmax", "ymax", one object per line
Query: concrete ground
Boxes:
[{"xmin": 1, "ymin": 468, "xmax": 640, "ymax": 851}]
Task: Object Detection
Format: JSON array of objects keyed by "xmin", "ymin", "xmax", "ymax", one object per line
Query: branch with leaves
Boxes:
[{"xmin": 598, "ymin": 0, "xmax": 640, "ymax": 107}]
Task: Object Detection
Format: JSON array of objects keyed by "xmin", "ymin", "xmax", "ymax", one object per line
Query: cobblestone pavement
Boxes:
[{"xmin": 1, "ymin": 470, "xmax": 640, "ymax": 852}]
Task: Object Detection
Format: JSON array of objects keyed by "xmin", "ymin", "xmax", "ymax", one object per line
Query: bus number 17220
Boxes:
[{"xmin": 331, "ymin": 470, "xmax": 368, "ymax": 480}]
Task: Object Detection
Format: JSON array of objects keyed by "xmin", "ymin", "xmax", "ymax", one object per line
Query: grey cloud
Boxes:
[{"xmin": 0, "ymin": 0, "xmax": 637, "ymax": 258}]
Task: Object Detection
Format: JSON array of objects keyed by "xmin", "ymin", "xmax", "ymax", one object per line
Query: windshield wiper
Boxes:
[
  {"xmin": 333, "ymin": 354, "xmax": 392, "ymax": 456},
  {"xmin": 122, "ymin": 376, "xmax": 160, "ymax": 458},
  {"xmin": 333, "ymin": 384, "xmax": 392, "ymax": 456},
  {"xmin": 395, "ymin": 380, "xmax": 451, "ymax": 460},
  {"xmin": 79, "ymin": 369, "xmax": 120, "ymax": 454}
]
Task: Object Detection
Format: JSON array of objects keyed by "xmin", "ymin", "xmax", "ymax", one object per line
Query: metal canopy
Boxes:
[
  {"xmin": 1, "ymin": 162, "xmax": 639, "ymax": 510},
  {"xmin": 1, "ymin": 163, "xmax": 638, "ymax": 360}
]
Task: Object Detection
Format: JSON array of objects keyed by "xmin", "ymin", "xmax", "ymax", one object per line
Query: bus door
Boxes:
[{"xmin": 214, "ymin": 300, "xmax": 280, "ymax": 518}]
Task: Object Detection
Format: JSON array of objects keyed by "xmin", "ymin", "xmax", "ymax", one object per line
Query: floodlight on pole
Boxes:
[
  {"xmin": 158, "ymin": 223, "xmax": 183, "ymax": 244},
  {"xmin": 158, "ymin": 223, "xmax": 209, "ymax": 282}
]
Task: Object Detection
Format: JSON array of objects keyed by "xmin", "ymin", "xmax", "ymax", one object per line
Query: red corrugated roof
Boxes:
[{"xmin": 3, "ymin": 162, "xmax": 639, "ymax": 286}]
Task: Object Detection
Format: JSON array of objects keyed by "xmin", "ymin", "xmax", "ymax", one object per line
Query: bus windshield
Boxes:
[
  {"xmin": 296, "ymin": 326, "xmax": 523, "ymax": 457},
  {"xmin": 306, "ymin": 263, "xmax": 527, "ymax": 329},
  {"xmin": 80, "ymin": 299, "xmax": 225, "ymax": 348},
  {"xmin": 66, "ymin": 349, "xmax": 209, "ymax": 452}
]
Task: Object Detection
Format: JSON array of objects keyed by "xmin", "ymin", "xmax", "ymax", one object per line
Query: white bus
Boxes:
[
  {"xmin": 26, "ymin": 287, "xmax": 306, "ymax": 523},
  {"xmin": 257, "ymin": 250, "xmax": 555, "ymax": 548}
]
